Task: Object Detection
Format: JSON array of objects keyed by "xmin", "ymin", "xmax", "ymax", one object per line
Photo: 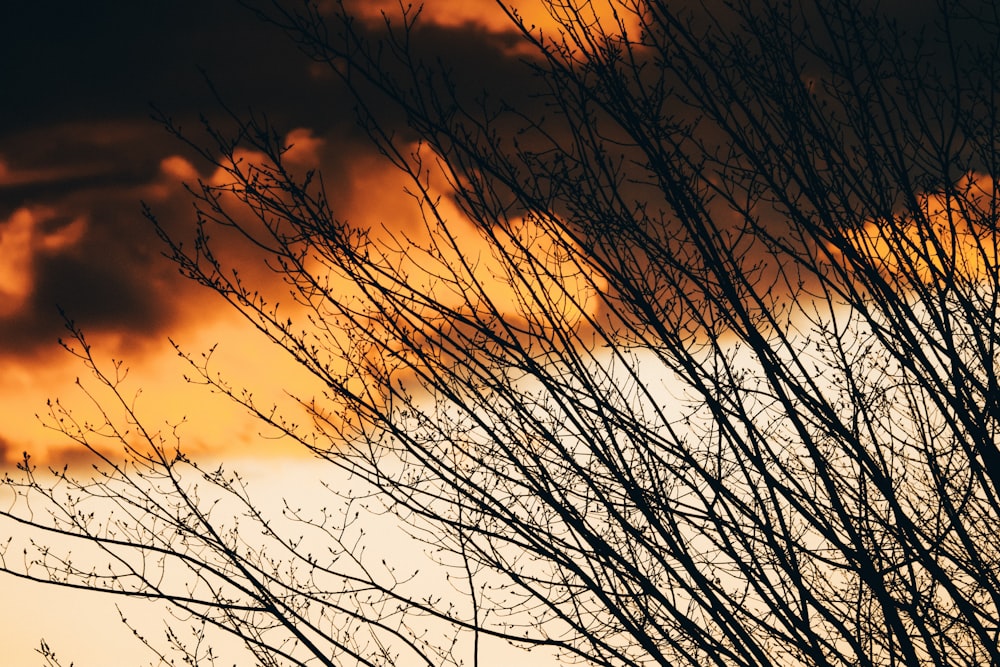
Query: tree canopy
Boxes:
[{"xmin": 4, "ymin": 0, "xmax": 1000, "ymax": 665}]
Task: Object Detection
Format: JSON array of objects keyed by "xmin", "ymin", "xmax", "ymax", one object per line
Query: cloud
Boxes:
[
  {"xmin": 340, "ymin": 0, "xmax": 642, "ymax": 44},
  {"xmin": 283, "ymin": 128, "xmax": 326, "ymax": 168},
  {"xmin": 158, "ymin": 155, "xmax": 200, "ymax": 183},
  {"xmin": 829, "ymin": 172, "xmax": 1000, "ymax": 285},
  {"xmin": 0, "ymin": 208, "xmax": 37, "ymax": 316},
  {"xmin": 0, "ymin": 175, "xmax": 178, "ymax": 358},
  {"xmin": 0, "ymin": 0, "xmax": 628, "ymax": 464},
  {"xmin": 0, "ymin": 206, "xmax": 88, "ymax": 317}
]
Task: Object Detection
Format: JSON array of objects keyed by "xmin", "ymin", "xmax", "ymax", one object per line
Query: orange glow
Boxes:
[
  {"xmin": 158, "ymin": 154, "xmax": 200, "ymax": 182},
  {"xmin": 0, "ymin": 207, "xmax": 88, "ymax": 317},
  {"xmin": 0, "ymin": 315, "xmax": 324, "ymax": 469},
  {"xmin": 0, "ymin": 208, "xmax": 37, "ymax": 316},
  {"xmin": 341, "ymin": 0, "xmax": 642, "ymax": 45},
  {"xmin": 341, "ymin": 143, "xmax": 607, "ymax": 327},
  {"xmin": 841, "ymin": 173, "xmax": 999, "ymax": 286},
  {"xmin": 0, "ymin": 130, "xmax": 608, "ymax": 467}
]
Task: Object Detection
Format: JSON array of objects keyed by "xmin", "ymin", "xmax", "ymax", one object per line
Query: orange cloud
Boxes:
[
  {"xmin": 0, "ymin": 208, "xmax": 36, "ymax": 315},
  {"xmin": 0, "ymin": 308, "xmax": 324, "ymax": 469},
  {"xmin": 0, "ymin": 119, "xmax": 611, "ymax": 467},
  {"xmin": 0, "ymin": 155, "xmax": 92, "ymax": 189},
  {"xmin": 838, "ymin": 173, "xmax": 998, "ymax": 286},
  {"xmin": 283, "ymin": 127, "xmax": 326, "ymax": 168},
  {"xmin": 340, "ymin": 142, "xmax": 606, "ymax": 326},
  {"xmin": 340, "ymin": 0, "xmax": 642, "ymax": 45},
  {"xmin": 0, "ymin": 142, "xmax": 297, "ymax": 466},
  {"xmin": 0, "ymin": 207, "xmax": 87, "ymax": 317},
  {"xmin": 159, "ymin": 154, "xmax": 200, "ymax": 182}
]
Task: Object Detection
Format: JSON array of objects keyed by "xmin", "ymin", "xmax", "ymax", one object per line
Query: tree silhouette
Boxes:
[{"xmin": 4, "ymin": 0, "xmax": 1000, "ymax": 664}]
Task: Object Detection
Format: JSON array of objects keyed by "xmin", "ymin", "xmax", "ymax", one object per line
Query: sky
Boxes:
[
  {"xmin": 0, "ymin": 0, "xmax": 576, "ymax": 467},
  {"xmin": 0, "ymin": 0, "xmax": 964, "ymax": 463},
  {"xmin": 1, "ymin": 0, "xmax": 989, "ymax": 663},
  {"xmin": 0, "ymin": 1, "xmax": 578, "ymax": 662},
  {"xmin": 0, "ymin": 0, "xmax": 676, "ymax": 663}
]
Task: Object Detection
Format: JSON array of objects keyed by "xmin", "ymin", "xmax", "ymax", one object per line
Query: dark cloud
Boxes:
[
  {"xmin": 0, "ymin": 0, "xmax": 553, "ymax": 363},
  {"xmin": 0, "ymin": 1, "xmax": 317, "ymax": 357},
  {"xmin": 3, "ymin": 0, "xmax": 974, "ymax": 366},
  {"xmin": 0, "ymin": 0, "xmax": 989, "ymax": 471},
  {"xmin": 0, "ymin": 196, "xmax": 184, "ymax": 359}
]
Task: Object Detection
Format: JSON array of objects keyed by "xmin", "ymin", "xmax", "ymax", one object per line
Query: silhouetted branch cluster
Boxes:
[{"xmin": 4, "ymin": 0, "xmax": 1000, "ymax": 664}]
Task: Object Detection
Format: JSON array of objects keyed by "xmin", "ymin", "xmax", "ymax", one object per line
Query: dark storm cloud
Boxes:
[
  {"xmin": 0, "ymin": 0, "xmax": 549, "ymax": 360},
  {"xmin": 0, "ymin": 206, "xmax": 172, "ymax": 356},
  {"xmin": 3, "ymin": 0, "xmax": 973, "ymax": 361},
  {"xmin": 0, "ymin": 0, "xmax": 317, "ymax": 357},
  {"xmin": 0, "ymin": 122, "xmax": 167, "ymax": 214}
]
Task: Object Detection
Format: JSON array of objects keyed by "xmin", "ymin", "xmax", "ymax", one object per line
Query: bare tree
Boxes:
[{"xmin": 4, "ymin": 0, "xmax": 1000, "ymax": 664}]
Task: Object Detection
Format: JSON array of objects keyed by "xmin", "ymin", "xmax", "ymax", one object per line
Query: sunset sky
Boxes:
[
  {"xmin": 0, "ymin": 2, "xmax": 580, "ymax": 662},
  {"xmin": 0, "ymin": 1, "xmax": 659, "ymax": 662},
  {"xmin": 0, "ymin": 0, "xmax": 962, "ymax": 463},
  {"xmin": 2, "ymin": 0, "xmax": 993, "ymax": 664},
  {"xmin": 0, "ymin": 0, "xmax": 586, "ymax": 466}
]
